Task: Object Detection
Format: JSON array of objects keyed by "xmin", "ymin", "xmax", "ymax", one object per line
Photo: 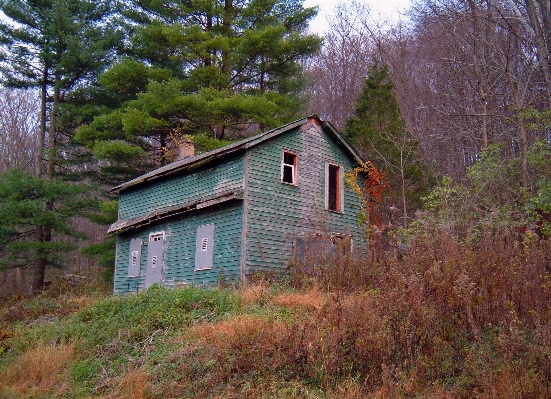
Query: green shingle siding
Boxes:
[
  {"xmin": 113, "ymin": 203, "xmax": 243, "ymax": 294},
  {"xmin": 243, "ymin": 124, "xmax": 365, "ymax": 274},
  {"xmin": 119, "ymin": 157, "xmax": 244, "ymax": 220}
]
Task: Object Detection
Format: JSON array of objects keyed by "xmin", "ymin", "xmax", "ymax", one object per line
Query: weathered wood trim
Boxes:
[
  {"xmin": 239, "ymin": 151, "xmax": 250, "ymax": 283},
  {"xmin": 324, "ymin": 161, "xmax": 345, "ymax": 214},
  {"xmin": 108, "ymin": 189, "xmax": 243, "ymax": 235},
  {"xmin": 113, "ymin": 236, "xmax": 120, "ymax": 294}
]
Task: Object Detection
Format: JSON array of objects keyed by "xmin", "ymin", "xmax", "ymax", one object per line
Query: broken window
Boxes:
[
  {"xmin": 331, "ymin": 233, "xmax": 354, "ymax": 252},
  {"xmin": 326, "ymin": 163, "xmax": 343, "ymax": 212},
  {"xmin": 281, "ymin": 150, "xmax": 298, "ymax": 185}
]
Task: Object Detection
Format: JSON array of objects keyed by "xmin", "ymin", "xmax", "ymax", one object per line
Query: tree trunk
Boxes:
[
  {"xmin": 46, "ymin": 73, "xmax": 59, "ymax": 181},
  {"xmin": 160, "ymin": 131, "xmax": 167, "ymax": 165},
  {"xmin": 468, "ymin": 0, "xmax": 490, "ymax": 148},
  {"xmin": 526, "ymin": 0, "xmax": 551, "ymax": 105},
  {"xmin": 400, "ymin": 149, "xmax": 408, "ymax": 228},
  {"xmin": 222, "ymin": 0, "xmax": 232, "ymax": 80},
  {"xmin": 519, "ymin": 116, "xmax": 530, "ymax": 191},
  {"xmin": 31, "ymin": 72, "xmax": 59, "ymax": 293},
  {"xmin": 31, "ymin": 226, "xmax": 47, "ymax": 293},
  {"xmin": 35, "ymin": 67, "xmax": 48, "ymax": 178}
]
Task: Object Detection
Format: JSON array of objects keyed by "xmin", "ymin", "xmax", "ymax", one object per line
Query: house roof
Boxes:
[
  {"xmin": 107, "ymin": 189, "xmax": 243, "ymax": 235},
  {"xmin": 111, "ymin": 115, "xmax": 364, "ymax": 193}
]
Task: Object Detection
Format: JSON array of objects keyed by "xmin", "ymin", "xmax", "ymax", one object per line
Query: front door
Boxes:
[{"xmin": 145, "ymin": 231, "xmax": 164, "ymax": 288}]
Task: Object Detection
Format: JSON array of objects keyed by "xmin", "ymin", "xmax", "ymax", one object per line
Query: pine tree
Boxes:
[
  {"xmin": 75, "ymin": 0, "xmax": 322, "ymax": 171},
  {"xmin": 345, "ymin": 61, "xmax": 430, "ymax": 227},
  {"xmin": 0, "ymin": 169, "xmax": 96, "ymax": 281},
  {"xmin": 0, "ymin": 0, "xmax": 120, "ymax": 291}
]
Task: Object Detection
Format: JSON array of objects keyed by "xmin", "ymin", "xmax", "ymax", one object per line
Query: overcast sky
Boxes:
[{"xmin": 303, "ymin": 0, "xmax": 412, "ymax": 33}]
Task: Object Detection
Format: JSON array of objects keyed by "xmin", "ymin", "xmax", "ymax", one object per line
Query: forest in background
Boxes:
[
  {"xmin": 0, "ymin": 0, "xmax": 550, "ymax": 290},
  {"xmin": 1, "ymin": 1, "xmax": 551, "ymax": 397}
]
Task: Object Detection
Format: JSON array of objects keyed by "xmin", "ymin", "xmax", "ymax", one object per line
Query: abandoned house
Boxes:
[{"xmin": 108, "ymin": 116, "xmax": 366, "ymax": 294}]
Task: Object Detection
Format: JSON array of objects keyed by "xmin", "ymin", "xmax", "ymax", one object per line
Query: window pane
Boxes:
[
  {"xmin": 284, "ymin": 152, "xmax": 295, "ymax": 165},
  {"xmin": 282, "ymin": 151, "xmax": 297, "ymax": 184},
  {"xmin": 283, "ymin": 165, "xmax": 294, "ymax": 183}
]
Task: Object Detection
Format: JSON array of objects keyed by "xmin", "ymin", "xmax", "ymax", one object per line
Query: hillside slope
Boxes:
[{"xmin": 1, "ymin": 231, "xmax": 551, "ymax": 398}]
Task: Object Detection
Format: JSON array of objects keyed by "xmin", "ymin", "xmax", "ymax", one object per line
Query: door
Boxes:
[
  {"xmin": 195, "ymin": 224, "xmax": 215, "ymax": 271},
  {"xmin": 145, "ymin": 231, "xmax": 164, "ymax": 288}
]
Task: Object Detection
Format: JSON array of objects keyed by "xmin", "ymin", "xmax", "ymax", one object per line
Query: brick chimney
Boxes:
[{"xmin": 177, "ymin": 142, "xmax": 195, "ymax": 159}]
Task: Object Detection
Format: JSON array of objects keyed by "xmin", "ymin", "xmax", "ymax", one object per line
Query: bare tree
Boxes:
[
  {"xmin": 303, "ymin": 1, "xmax": 376, "ymax": 130},
  {"xmin": 409, "ymin": 0, "xmax": 548, "ymax": 189},
  {"xmin": 504, "ymin": 0, "xmax": 551, "ymax": 104},
  {"xmin": 0, "ymin": 88, "xmax": 40, "ymax": 174}
]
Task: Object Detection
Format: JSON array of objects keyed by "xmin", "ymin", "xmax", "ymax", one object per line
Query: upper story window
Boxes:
[
  {"xmin": 325, "ymin": 163, "xmax": 343, "ymax": 213},
  {"xmin": 281, "ymin": 150, "xmax": 298, "ymax": 185}
]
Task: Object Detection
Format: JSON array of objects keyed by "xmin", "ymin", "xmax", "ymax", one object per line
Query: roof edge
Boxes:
[
  {"xmin": 110, "ymin": 115, "xmax": 364, "ymax": 193},
  {"xmin": 108, "ymin": 189, "xmax": 243, "ymax": 235},
  {"xmin": 111, "ymin": 116, "xmax": 312, "ymax": 193},
  {"xmin": 321, "ymin": 120, "xmax": 365, "ymax": 166}
]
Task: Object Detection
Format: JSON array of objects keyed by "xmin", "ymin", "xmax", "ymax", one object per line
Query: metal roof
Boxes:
[{"xmin": 111, "ymin": 115, "xmax": 364, "ymax": 193}]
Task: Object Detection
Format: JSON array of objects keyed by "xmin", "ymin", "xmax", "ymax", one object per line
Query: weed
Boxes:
[
  {"xmin": 1, "ymin": 230, "xmax": 550, "ymax": 398},
  {"xmin": 0, "ymin": 343, "xmax": 73, "ymax": 398}
]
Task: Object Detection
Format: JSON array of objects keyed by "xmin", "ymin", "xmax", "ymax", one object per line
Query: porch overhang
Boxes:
[{"xmin": 108, "ymin": 189, "xmax": 243, "ymax": 235}]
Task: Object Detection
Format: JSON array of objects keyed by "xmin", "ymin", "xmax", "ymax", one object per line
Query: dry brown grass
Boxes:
[
  {"xmin": 0, "ymin": 343, "xmax": 74, "ymax": 397},
  {"xmin": 270, "ymin": 284, "xmax": 324, "ymax": 310},
  {"xmin": 105, "ymin": 367, "xmax": 149, "ymax": 399},
  {"xmin": 285, "ymin": 228, "xmax": 551, "ymax": 397},
  {"xmin": 191, "ymin": 315, "xmax": 288, "ymax": 351},
  {"xmin": 3, "ymin": 227, "xmax": 548, "ymax": 399},
  {"xmin": 240, "ymin": 283, "xmax": 272, "ymax": 306}
]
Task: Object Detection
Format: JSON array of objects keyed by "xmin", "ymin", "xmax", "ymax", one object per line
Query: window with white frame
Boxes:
[{"xmin": 281, "ymin": 150, "xmax": 298, "ymax": 185}]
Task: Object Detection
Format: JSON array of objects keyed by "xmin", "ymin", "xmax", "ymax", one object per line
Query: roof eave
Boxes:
[
  {"xmin": 110, "ymin": 117, "xmax": 312, "ymax": 193},
  {"xmin": 107, "ymin": 189, "xmax": 243, "ymax": 235}
]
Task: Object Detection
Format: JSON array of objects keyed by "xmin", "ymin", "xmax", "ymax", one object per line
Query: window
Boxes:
[
  {"xmin": 149, "ymin": 231, "xmax": 165, "ymax": 242},
  {"xmin": 281, "ymin": 150, "xmax": 298, "ymax": 185},
  {"xmin": 325, "ymin": 163, "xmax": 343, "ymax": 212},
  {"xmin": 331, "ymin": 233, "xmax": 354, "ymax": 252}
]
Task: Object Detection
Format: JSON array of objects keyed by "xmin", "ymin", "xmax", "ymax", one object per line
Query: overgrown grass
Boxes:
[{"xmin": 1, "ymin": 228, "xmax": 550, "ymax": 398}]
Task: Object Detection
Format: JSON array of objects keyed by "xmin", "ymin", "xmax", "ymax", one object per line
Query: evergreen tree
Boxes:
[
  {"xmin": 345, "ymin": 61, "xmax": 430, "ymax": 227},
  {"xmin": 0, "ymin": 0, "xmax": 121, "ymax": 291},
  {"xmin": 75, "ymin": 0, "xmax": 322, "ymax": 172},
  {"xmin": 0, "ymin": 169, "xmax": 96, "ymax": 283}
]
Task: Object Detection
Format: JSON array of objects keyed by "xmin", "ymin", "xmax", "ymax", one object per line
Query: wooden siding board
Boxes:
[
  {"xmin": 118, "ymin": 158, "xmax": 244, "ymax": 220},
  {"xmin": 113, "ymin": 203, "xmax": 243, "ymax": 294}
]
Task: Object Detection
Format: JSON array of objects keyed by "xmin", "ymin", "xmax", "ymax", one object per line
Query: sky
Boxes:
[{"xmin": 303, "ymin": 0, "xmax": 412, "ymax": 33}]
